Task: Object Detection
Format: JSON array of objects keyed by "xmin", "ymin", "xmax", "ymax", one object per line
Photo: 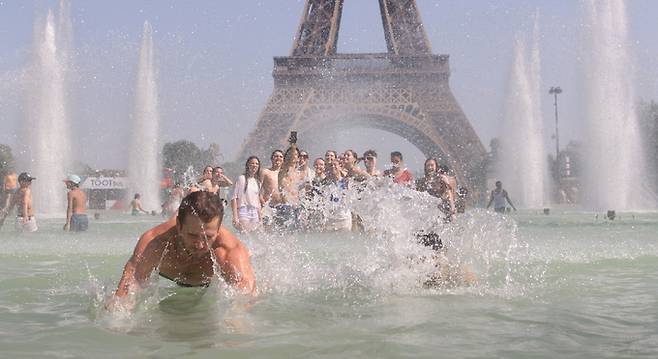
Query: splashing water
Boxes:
[
  {"xmin": 582, "ymin": 0, "xmax": 653, "ymax": 210},
  {"xmin": 251, "ymin": 178, "xmax": 536, "ymax": 298},
  {"xmin": 24, "ymin": 5, "xmax": 73, "ymax": 215},
  {"xmin": 182, "ymin": 165, "xmax": 199, "ymax": 191},
  {"xmin": 128, "ymin": 21, "xmax": 161, "ymax": 211},
  {"xmin": 499, "ymin": 17, "xmax": 548, "ymax": 209}
]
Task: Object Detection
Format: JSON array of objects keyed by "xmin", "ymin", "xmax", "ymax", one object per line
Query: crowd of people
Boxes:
[
  {"xmin": 158, "ymin": 138, "xmax": 468, "ymax": 235},
  {"xmin": 0, "ymin": 134, "xmax": 518, "ymax": 307}
]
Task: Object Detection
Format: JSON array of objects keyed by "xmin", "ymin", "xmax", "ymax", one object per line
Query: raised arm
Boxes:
[{"xmin": 218, "ymin": 174, "xmax": 233, "ymax": 187}]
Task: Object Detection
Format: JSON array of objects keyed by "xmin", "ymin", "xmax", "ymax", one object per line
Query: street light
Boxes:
[{"xmin": 549, "ymin": 86, "xmax": 562, "ymax": 161}]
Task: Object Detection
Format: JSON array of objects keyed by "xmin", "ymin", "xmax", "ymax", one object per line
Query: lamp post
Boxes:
[{"xmin": 549, "ymin": 86, "xmax": 562, "ymax": 161}]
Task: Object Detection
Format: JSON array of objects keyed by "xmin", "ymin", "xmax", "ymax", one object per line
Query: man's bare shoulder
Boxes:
[
  {"xmin": 133, "ymin": 217, "xmax": 177, "ymax": 257},
  {"xmin": 215, "ymin": 226, "xmax": 247, "ymax": 252}
]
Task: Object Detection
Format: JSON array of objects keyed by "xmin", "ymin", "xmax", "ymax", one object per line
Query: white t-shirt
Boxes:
[{"xmin": 232, "ymin": 175, "xmax": 261, "ymax": 209}]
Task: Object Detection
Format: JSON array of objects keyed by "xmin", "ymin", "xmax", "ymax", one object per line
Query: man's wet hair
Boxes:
[
  {"xmin": 438, "ymin": 164, "xmax": 450, "ymax": 174},
  {"xmin": 177, "ymin": 191, "xmax": 224, "ymax": 225}
]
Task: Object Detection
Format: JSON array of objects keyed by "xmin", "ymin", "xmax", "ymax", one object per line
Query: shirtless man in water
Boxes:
[
  {"xmin": 1, "ymin": 172, "xmax": 38, "ymax": 232},
  {"xmin": 63, "ymin": 174, "xmax": 88, "ymax": 231},
  {"xmin": 109, "ymin": 191, "xmax": 256, "ymax": 310},
  {"xmin": 260, "ymin": 149, "xmax": 284, "ymax": 205}
]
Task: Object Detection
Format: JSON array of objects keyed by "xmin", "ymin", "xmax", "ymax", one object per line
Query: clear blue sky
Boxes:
[{"xmin": 1, "ymin": 1, "xmax": 657, "ymax": 170}]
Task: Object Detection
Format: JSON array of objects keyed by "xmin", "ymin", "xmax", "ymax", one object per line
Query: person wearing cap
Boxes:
[
  {"xmin": 63, "ymin": 174, "xmax": 88, "ymax": 232},
  {"xmin": 0, "ymin": 172, "xmax": 38, "ymax": 232}
]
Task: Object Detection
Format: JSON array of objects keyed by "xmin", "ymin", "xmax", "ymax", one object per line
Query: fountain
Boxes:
[
  {"xmin": 127, "ymin": 21, "xmax": 161, "ymax": 211},
  {"xmin": 23, "ymin": 2, "xmax": 73, "ymax": 216},
  {"xmin": 499, "ymin": 17, "xmax": 548, "ymax": 209},
  {"xmin": 582, "ymin": 0, "xmax": 651, "ymax": 210}
]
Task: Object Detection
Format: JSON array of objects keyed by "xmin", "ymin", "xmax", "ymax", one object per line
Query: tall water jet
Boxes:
[
  {"xmin": 582, "ymin": 0, "xmax": 650, "ymax": 210},
  {"xmin": 128, "ymin": 21, "xmax": 161, "ymax": 211},
  {"xmin": 24, "ymin": 5, "xmax": 72, "ymax": 215},
  {"xmin": 499, "ymin": 20, "xmax": 547, "ymax": 208}
]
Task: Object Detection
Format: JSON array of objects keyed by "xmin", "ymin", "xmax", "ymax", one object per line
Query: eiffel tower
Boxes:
[{"xmin": 238, "ymin": 0, "xmax": 487, "ymax": 200}]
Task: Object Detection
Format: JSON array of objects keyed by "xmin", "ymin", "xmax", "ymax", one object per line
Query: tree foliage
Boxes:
[{"xmin": 162, "ymin": 140, "xmax": 222, "ymax": 181}]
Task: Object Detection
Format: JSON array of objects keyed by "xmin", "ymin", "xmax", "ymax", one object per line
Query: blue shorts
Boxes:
[{"xmin": 71, "ymin": 214, "xmax": 89, "ymax": 232}]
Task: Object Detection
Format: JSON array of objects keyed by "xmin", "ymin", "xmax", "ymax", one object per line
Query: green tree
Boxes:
[
  {"xmin": 162, "ymin": 140, "xmax": 204, "ymax": 180},
  {"xmin": 162, "ymin": 140, "xmax": 228, "ymax": 183},
  {"xmin": 0, "ymin": 144, "xmax": 16, "ymax": 179}
]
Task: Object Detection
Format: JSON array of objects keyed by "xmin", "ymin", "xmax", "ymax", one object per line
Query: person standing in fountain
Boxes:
[
  {"xmin": 231, "ymin": 156, "xmax": 262, "ymax": 232},
  {"xmin": 363, "ymin": 150, "xmax": 381, "ymax": 176},
  {"xmin": 212, "ymin": 166, "xmax": 233, "ymax": 204},
  {"xmin": 162, "ymin": 182, "xmax": 184, "ymax": 217},
  {"xmin": 486, "ymin": 180, "xmax": 517, "ymax": 213},
  {"xmin": 276, "ymin": 141, "xmax": 304, "ymax": 230},
  {"xmin": 438, "ymin": 164, "xmax": 457, "ymax": 221},
  {"xmin": 259, "ymin": 149, "xmax": 284, "ymax": 227},
  {"xmin": 1, "ymin": 169, "xmax": 17, "ymax": 213},
  {"xmin": 322, "ymin": 159, "xmax": 352, "ymax": 232},
  {"xmin": 416, "ymin": 159, "xmax": 455, "ymax": 222},
  {"xmin": 384, "ymin": 151, "xmax": 413, "ymax": 185},
  {"xmin": 197, "ymin": 165, "xmax": 214, "ymax": 192},
  {"xmin": 109, "ymin": 191, "xmax": 256, "ymax": 311},
  {"xmin": 342, "ymin": 150, "xmax": 370, "ymax": 182},
  {"xmin": 311, "ymin": 158, "xmax": 326, "ymax": 188},
  {"xmin": 1, "ymin": 172, "xmax": 38, "ymax": 232},
  {"xmin": 63, "ymin": 174, "xmax": 88, "ymax": 232},
  {"xmin": 130, "ymin": 193, "xmax": 149, "ymax": 215},
  {"xmin": 324, "ymin": 150, "xmax": 338, "ymax": 177},
  {"xmin": 298, "ymin": 150, "xmax": 314, "ymax": 184}
]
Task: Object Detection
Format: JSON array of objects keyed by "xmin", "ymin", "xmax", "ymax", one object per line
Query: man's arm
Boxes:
[
  {"xmin": 230, "ymin": 198, "xmax": 242, "ymax": 230},
  {"xmin": 64, "ymin": 191, "xmax": 73, "ymax": 230},
  {"xmin": 114, "ymin": 219, "xmax": 174, "ymax": 298},
  {"xmin": 216, "ymin": 226, "xmax": 256, "ymax": 294},
  {"xmin": 504, "ymin": 191, "xmax": 517, "ymax": 211},
  {"xmin": 218, "ymin": 174, "xmax": 233, "ymax": 187},
  {"xmin": 486, "ymin": 191, "xmax": 494, "ymax": 209},
  {"xmin": 21, "ymin": 189, "xmax": 29, "ymax": 221}
]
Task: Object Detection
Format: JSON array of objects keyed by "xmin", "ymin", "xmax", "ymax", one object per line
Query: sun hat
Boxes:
[{"xmin": 63, "ymin": 174, "xmax": 81, "ymax": 185}]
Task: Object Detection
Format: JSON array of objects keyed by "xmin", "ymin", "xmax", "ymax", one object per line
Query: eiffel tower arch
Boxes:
[{"xmin": 238, "ymin": 0, "xmax": 487, "ymax": 200}]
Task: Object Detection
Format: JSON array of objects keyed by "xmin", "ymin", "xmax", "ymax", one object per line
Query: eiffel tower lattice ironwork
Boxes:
[{"xmin": 238, "ymin": 0, "xmax": 487, "ymax": 200}]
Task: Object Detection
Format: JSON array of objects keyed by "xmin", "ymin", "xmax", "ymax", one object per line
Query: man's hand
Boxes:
[
  {"xmin": 63, "ymin": 223, "xmax": 70, "ymax": 231},
  {"xmin": 232, "ymin": 218, "xmax": 243, "ymax": 231}
]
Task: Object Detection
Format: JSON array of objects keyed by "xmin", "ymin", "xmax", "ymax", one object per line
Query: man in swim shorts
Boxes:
[
  {"xmin": 63, "ymin": 174, "xmax": 88, "ymax": 232},
  {"xmin": 1, "ymin": 172, "xmax": 38, "ymax": 232},
  {"xmin": 109, "ymin": 191, "xmax": 256, "ymax": 310}
]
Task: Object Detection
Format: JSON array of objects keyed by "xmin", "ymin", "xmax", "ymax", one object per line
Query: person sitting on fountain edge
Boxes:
[{"xmin": 108, "ymin": 191, "xmax": 256, "ymax": 310}]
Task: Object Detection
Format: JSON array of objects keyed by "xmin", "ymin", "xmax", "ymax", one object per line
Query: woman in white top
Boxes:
[{"xmin": 231, "ymin": 156, "xmax": 262, "ymax": 232}]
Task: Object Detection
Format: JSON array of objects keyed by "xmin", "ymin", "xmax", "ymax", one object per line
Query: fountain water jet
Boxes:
[
  {"xmin": 24, "ymin": 4, "xmax": 73, "ymax": 216},
  {"xmin": 499, "ymin": 18, "xmax": 548, "ymax": 209},
  {"xmin": 128, "ymin": 21, "xmax": 161, "ymax": 211},
  {"xmin": 581, "ymin": 0, "xmax": 653, "ymax": 210}
]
